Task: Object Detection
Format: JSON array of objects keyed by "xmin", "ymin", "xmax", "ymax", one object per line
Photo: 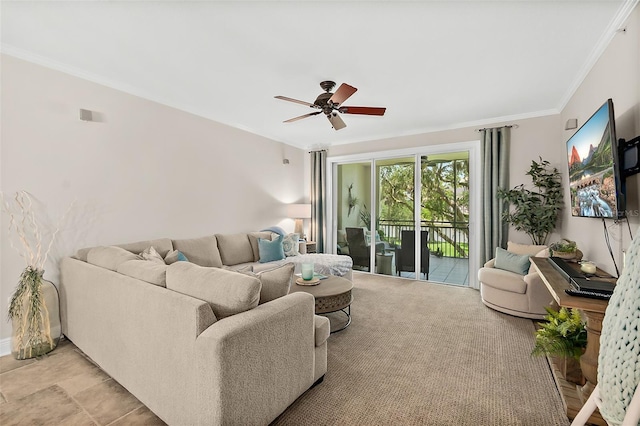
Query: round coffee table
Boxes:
[{"xmin": 289, "ymin": 275, "xmax": 353, "ymax": 333}]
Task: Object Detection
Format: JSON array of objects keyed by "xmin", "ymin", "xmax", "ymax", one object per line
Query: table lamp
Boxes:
[{"xmin": 287, "ymin": 204, "xmax": 311, "ymax": 239}]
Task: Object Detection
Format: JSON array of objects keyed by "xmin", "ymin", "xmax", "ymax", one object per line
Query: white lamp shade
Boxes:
[{"xmin": 287, "ymin": 204, "xmax": 311, "ymax": 219}]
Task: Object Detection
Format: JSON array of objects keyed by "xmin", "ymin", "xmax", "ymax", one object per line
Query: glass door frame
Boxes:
[{"xmin": 326, "ymin": 140, "xmax": 481, "ymax": 288}]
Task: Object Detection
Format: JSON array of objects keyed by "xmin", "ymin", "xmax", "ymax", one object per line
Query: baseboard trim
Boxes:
[{"xmin": 0, "ymin": 337, "xmax": 11, "ymax": 357}]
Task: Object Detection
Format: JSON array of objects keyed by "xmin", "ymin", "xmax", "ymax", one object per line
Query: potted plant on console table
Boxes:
[
  {"xmin": 532, "ymin": 306, "xmax": 587, "ymax": 385},
  {"xmin": 549, "ymin": 238, "xmax": 583, "ymax": 262}
]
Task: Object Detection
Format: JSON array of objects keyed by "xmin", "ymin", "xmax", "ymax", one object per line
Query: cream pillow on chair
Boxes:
[{"xmin": 506, "ymin": 241, "xmax": 548, "ymax": 256}]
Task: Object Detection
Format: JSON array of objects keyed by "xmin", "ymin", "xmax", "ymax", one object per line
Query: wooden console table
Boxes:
[{"xmin": 531, "ymin": 257, "xmax": 616, "ymax": 425}]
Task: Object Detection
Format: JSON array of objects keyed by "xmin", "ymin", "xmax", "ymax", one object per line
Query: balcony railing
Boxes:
[{"xmin": 378, "ymin": 219, "xmax": 469, "ymax": 259}]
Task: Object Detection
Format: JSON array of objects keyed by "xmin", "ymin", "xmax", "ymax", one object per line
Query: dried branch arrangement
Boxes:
[{"xmin": 1, "ymin": 190, "xmax": 71, "ymax": 359}]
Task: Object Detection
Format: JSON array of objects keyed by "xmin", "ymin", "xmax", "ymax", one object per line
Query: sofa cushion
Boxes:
[
  {"xmin": 166, "ymin": 262, "xmax": 260, "ymax": 319},
  {"xmin": 75, "ymin": 247, "xmax": 93, "ymax": 262},
  {"xmin": 258, "ymin": 235, "xmax": 285, "ymax": 263},
  {"xmin": 478, "ymin": 267, "xmax": 528, "ymax": 294},
  {"xmin": 117, "ymin": 238, "xmax": 174, "ymax": 258},
  {"xmin": 164, "ymin": 249, "xmax": 189, "ymax": 265},
  {"xmin": 282, "ymin": 233, "xmax": 300, "ymax": 257},
  {"xmin": 237, "ymin": 263, "xmax": 294, "ymax": 304},
  {"xmin": 222, "ymin": 263, "xmax": 256, "ymax": 273},
  {"xmin": 506, "ymin": 241, "xmax": 548, "ymax": 257},
  {"xmin": 248, "ymin": 232, "xmax": 275, "ymax": 262},
  {"xmin": 172, "ymin": 236, "xmax": 223, "ymax": 268},
  {"xmin": 117, "ymin": 260, "xmax": 168, "ymax": 287},
  {"xmin": 494, "ymin": 247, "xmax": 531, "ymax": 275},
  {"xmin": 87, "ymin": 246, "xmax": 141, "ymax": 271},
  {"xmin": 139, "ymin": 246, "xmax": 166, "ymax": 265},
  {"xmin": 216, "ymin": 233, "xmax": 254, "ymax": 266},
  {"xmin": 258, "ymin": 263, "xmax": 294, "ymax": 303}
]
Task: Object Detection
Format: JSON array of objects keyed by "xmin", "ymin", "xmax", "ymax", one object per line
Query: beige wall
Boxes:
[
  {"xmin": 0, "ymin": 55, "xmax": 306, "ymax": 341},
  {"xmin": 337, "ymin": 163, "xmax": 371, "ymax": 230},
  {"xmin": 329, "ymin": 112, "xmax": 563, "ymax": 248},
  {"xmin": 559, "ymin": 6, "xmax": 640, "ymax": 275}
]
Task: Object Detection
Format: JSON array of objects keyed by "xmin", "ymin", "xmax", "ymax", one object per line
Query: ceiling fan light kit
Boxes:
[{"xmin": 275, "ymin": 80, "xmax": 386, "ymax": 130}]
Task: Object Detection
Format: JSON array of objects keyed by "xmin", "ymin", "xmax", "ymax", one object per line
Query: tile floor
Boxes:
[{"xmin": 0, "ymin": 339, "xmax": 166, "ymax": 425}]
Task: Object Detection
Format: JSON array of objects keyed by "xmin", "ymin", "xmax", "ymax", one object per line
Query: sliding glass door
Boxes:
[
  {"xmin": 419, "ymin": 153, "xmax": 469, "ymax": 284},
  {"xmin": 376, "ymin": 157, "xmax": 416, "ymax": 277},
  {"xmin": 329, "ymin": 142, "xmax": 477, "ymax": 287},
  {"xmin": 336, "ymin": 162, "xmax": 373, "ymax": 272}
]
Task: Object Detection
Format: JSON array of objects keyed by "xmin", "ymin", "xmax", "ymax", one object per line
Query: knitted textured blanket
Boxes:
[{"xmin": 598, "ymin": 228, "xmax": 640, "ymax": 426}]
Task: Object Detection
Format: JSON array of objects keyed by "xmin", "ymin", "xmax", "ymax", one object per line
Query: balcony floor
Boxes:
[{"xmin": 366, "ymin": 254, "xmax": 469, "ymax": 286}]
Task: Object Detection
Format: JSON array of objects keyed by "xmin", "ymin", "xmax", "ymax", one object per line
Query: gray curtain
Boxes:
[
  {"xmin": 310, "ymin": 150, "xmax": 327, "ymax": 253},
  {"xmin": 480, "ymin": 127, "xmax": 510, "ymax": 264}
]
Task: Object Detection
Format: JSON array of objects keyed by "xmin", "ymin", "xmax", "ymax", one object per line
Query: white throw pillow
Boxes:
[{"xmin": 140, "ymin": 246, "xmax": 166, "ymax": 265}]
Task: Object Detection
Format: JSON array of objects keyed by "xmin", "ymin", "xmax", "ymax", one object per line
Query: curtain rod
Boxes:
[{"xmin": 475, "ymin": 124, "xmax": 519, "ymax": 133}]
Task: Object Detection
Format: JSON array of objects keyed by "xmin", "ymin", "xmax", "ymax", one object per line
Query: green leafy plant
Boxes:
[
  {"xmin": 549, "ymin": 239, "xmax": 577, "ymax": 254},
  {"xmin": 359, "ymin": 204, "xmax": 385, "ymax": 239},
  {"xmin": 498, "ymin": 158, "xmax": 563, "ymax": 245},
  {"xmin": 532, "ymin": 307, "xmax": 587, "ymax": 360}
]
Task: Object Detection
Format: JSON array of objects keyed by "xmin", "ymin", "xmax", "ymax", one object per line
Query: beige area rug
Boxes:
[{"xmin": 273, "ymin": 272, "xmax": 569, "ymax": 426}]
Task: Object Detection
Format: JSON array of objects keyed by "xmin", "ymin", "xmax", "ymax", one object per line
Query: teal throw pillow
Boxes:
[
  {"xmin": 177, "ymin": 251, "xmax": 189, "ymax": 262},
  {"xmin": 494, "ymin": 247, "xmax": 531, "ymax": 275},
  {"xmin": 164, "ymin": 249, "xmax": 189, "ymax": 265},
  {"xmin": 258, "ymin": 235, "xmax": 285, "ymax": 263}
]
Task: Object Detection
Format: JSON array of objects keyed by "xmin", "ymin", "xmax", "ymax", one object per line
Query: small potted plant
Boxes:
[
  {"xmin": 532, "ymin": 307, "xmax": 587, "ymax": 384},
  {"xmin": 549, "ymin": 239, "xmax": 583, "ymax": 262}
]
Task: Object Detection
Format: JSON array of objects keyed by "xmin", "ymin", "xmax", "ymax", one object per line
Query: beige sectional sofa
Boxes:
[{"xmin": 60, "ymin": 232, "xmax": 343, "ymax": 425}]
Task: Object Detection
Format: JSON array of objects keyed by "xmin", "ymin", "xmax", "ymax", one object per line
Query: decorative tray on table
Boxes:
[{"xmin": 295, "ymin": 277, "xmax": 321, "ymax": 286}]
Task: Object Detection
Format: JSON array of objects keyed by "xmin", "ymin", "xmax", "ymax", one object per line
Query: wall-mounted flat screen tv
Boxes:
[{"xmin": 566, "ymin": 99, "xmax": 624, "ymax": 219}]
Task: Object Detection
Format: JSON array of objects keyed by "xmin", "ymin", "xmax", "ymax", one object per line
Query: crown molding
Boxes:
[{"xmin": 556, "ymin": 0, "xmax": 639, "ymax": 112}]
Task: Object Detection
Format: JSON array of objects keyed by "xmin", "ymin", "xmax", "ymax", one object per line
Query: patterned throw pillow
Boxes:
[
  {"xmin": 282, "ymin": 233, "xmax": 300, "ymax": 257},
  {"xmin": 139, "ymin": 246, "xmax": 166, "ymax": 265}
]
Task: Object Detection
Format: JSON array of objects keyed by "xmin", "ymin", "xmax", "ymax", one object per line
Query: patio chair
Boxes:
[
  {"xmin": 345, "ymin": 227, "xmax": 384, "ymax": 271},
  {"xmin": 395, "ymin": 230, "xmax": 430, "ymax": 279}
]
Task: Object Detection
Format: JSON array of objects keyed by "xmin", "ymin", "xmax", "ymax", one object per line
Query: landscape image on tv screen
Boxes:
[{"xmin": 567, "ymin": 102, "xmax": 618, "ymax": 218}]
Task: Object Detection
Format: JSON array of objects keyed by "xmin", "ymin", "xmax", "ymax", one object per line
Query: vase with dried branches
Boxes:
[{"xmin": 2, "ymin": 191, "xmax": 66, "ymax": 359}]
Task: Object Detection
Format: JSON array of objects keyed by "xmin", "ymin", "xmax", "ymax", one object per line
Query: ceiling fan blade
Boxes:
[
  {"xmin": 339, "ymin": 106, "xmax": 386, "ymax": 116},
  {"xmin": 327, "ymin": 114, "xmax": 346, "ymax": 130},
  {"xmin": 274, "ymin": 95, "xmax": 317, "ymax": 108},
  {"xmin": 328, "ymin": 83, "xmax": 357, "ymax": 106},
  {"xmin": 283, "ymin": 111, "xmax": 322, "ymax": 123}
]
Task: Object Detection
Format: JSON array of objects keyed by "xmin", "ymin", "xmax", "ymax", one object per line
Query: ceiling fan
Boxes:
[{"xmin": 275, "ymin": 81, "xmax": 386, "ymax": 130}]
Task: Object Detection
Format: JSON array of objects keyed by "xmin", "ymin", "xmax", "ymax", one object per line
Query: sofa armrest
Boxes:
[
  {"xmin": 314, "ymin": 315, "xmax": 330, "ymax": 347},
  {"xmin": 195, "ymin": 292, "xmax": 316, "ymax": 425}
]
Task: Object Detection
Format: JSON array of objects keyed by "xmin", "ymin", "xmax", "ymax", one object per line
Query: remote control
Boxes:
[{"xmin": 565, "ymin": 289, "xmax": 612, "ymax": 300}]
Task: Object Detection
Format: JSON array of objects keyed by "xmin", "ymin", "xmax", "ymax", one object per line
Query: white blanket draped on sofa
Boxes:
[{"xmin": 283, "ymin": 253, "xmax": 353, "ymax": 277}]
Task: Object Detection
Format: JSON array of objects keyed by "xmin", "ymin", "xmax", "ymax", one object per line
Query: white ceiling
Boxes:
[{"xmin": 1, "ymin": 1, "xmax": 636, "ymax": 150}]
